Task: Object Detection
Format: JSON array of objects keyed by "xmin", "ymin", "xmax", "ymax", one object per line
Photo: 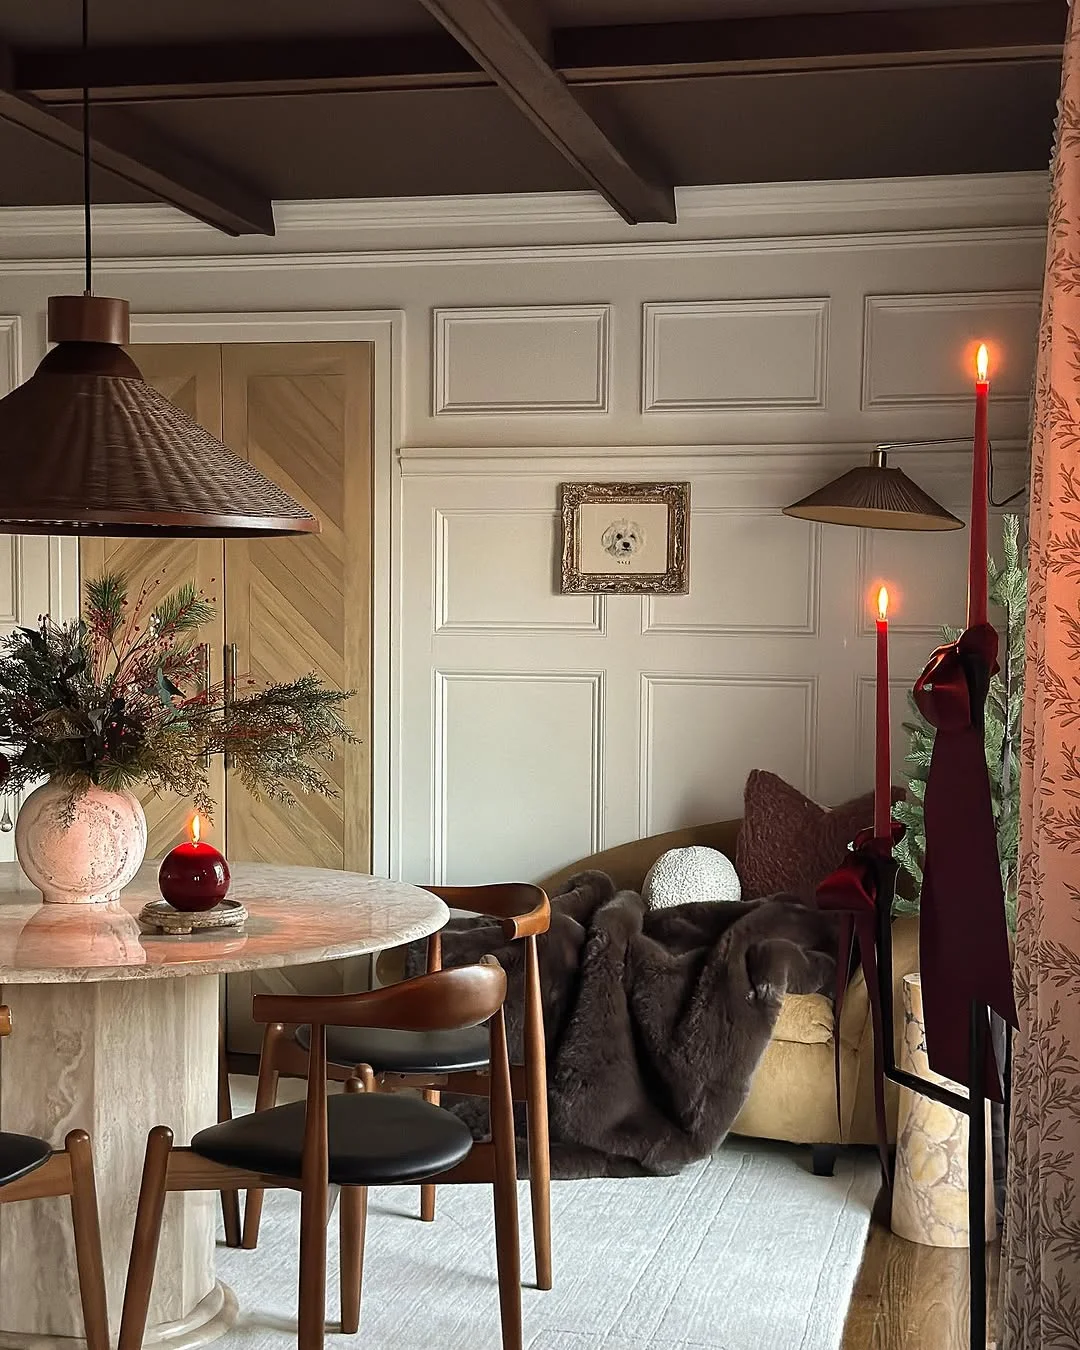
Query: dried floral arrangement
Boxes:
[{"xmin": 0, "ymin": 571, "xmax": 354, "ymax": 817}]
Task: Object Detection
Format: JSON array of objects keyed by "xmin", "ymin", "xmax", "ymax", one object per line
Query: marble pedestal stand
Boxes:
[
  {"xmin": 0, "ymin": 974, "xmax": 231, "ymax": 1348},
  {"xmin": 891, "ymin": 974, "xmax": 995, "ymax": 1248}
]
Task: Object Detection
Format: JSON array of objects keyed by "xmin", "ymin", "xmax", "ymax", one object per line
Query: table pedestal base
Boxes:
[
  {"xmin": 0, "ymin": 1281, "xmax": 236, "ymax": 1350},
  {"xmin": 0, "ymin": 974, "xmax": 221, "ymax": 1344}
]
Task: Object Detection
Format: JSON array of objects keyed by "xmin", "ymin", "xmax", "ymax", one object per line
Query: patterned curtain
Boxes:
[{"xmin": 1001, "ymin": 7, "xmax": 1080, "ymax": 1345}]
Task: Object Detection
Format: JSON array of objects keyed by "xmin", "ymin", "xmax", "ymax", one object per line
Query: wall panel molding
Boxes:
[
  {"xmin": 0, "ymin": 316, "xmax": 21, "ymax": 395},
  {"xmin": 638, "ymin": 673, "xmax": 818, "ymax": 836},
  {"xmin": 862, "ymin": 289, "xmax": 1041, "ymax": 410},
  {"xmin": 433, "ymin": 304, "xmax": 610, "ymax": 415},
  {"xmin": 642, "ymin": 298, "xmax": 828, "ymax": 412},
  {"xmin": 432, "ymin": 670, "xmax": 604, "ymax": 884},
  {"xmin": 854, "ymin": 673, "xmax": 920, "ymax": 788},
  {"xmin": 643, "ymin": 509, "xmax": 820, "ymax": 635},
  {"xmin": 433, "ymin": 507, "xmax": 604, "ymax": 635}
]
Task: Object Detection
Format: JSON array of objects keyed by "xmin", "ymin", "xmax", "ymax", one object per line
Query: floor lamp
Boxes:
[{"xmin": 786, "ymin": 437, "xmax": 1013, "ymax": 1350}]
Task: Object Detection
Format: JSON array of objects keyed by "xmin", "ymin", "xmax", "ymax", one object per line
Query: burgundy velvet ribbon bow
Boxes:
[
  {"xmin": 912, "ymin": 623, "xmax": 1017, "ymax": 1097},
  {"xmin": 815, "ymin": 824, "xmax": 901, "ymax": 1188}
]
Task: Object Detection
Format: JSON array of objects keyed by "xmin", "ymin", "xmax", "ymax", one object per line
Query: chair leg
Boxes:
[
  {"xmin": 491, "ymin": 1070, "xmax": 522, "ymax": 1349},
  {"xmin": 242, "ymin": 1021, "xmax": 285, "ymax": 1250},
  {"xmin": 420, "ymin": 1087, "xmax": 439, "ymax": 1222},
  {"xmin": 526, "ymin": 1081, "xmax": 552, "ymax": 1291},
  {"xmin": 218, "ymin": 1022, "xmax": 242, "ymax": 1249},
  {"xmin": 119, "ymin": 1127, "xmax": 174, "ymax": 1350},
  {"xmin": 339, "ymin": 1078, "xmax": 369, "ymax": 1336},
  {"xmin": 297, "ymin": 1180, "xmax": 329, "ymax": 1350},
  {"xmin": 65, "ymin": 1131, "xmax": 110, "ymax": 1350}
]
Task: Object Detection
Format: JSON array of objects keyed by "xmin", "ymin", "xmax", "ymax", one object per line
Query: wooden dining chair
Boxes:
[
  {"xmin": 218, "ymin": 1016, "xmax": 242, "ymax": 1247},
  {"xmin": 0, "ymin": 1005, "xmax": 109, "ymax": 1350},
  {"xmin": 241, "ymin": 883, "xmax": 553, "ymax": 1290},
  {"xmin": 119, "ymin": 959, "xmax": 522, "ymax": 1350}
]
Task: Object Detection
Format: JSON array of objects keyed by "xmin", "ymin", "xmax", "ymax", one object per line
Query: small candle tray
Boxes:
[{"xmin": 137, "ymin": 898, "xmax": 248, "ymax": 936}]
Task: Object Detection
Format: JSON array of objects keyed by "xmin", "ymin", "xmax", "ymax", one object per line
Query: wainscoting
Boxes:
[
  {"xmin": 396, "ymin": 446, "xmax": 1025, "ymax": 885},
  {"xmin": 0, "ymin": 173, "xmax": 1046, "ymax": 882}
]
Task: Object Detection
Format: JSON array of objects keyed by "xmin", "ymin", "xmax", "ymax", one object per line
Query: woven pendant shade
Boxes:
[
  {"xmin": 783, "ymin": 451, "xmax": 962, "ymax": 532},
  {"xmin": 0, "ymin": 296, "xmax": 319, "ymax": 537}
]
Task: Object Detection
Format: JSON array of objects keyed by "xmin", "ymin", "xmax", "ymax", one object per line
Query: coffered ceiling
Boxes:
[{"xmin": 0, "ymin": 0, "xmax": 1065, "ymax": 234}]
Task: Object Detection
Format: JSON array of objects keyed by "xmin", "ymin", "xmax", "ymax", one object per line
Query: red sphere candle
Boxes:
[{"xmin": 159, "ymin": 813, "xmax": 230, "ymax": 912}]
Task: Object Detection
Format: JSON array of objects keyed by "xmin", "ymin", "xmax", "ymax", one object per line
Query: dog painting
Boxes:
[
  {"xmin": 560, "ymin": 481, "xmax": 690, "ymax": 595},
  {"xmin": 600, "ymin": 518, "xmax": 645, "ymax": 562}
]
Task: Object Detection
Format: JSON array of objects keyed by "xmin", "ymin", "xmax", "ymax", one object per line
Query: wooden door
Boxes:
[
  {"xmin": 79, "ymin": 345, "xmax": 227, "ymax": 857},
  {"xmin": 221, "ymin": 343, "xmax": 372, "ymax": 872}
]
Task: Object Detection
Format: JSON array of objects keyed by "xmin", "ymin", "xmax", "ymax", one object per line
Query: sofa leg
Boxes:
[{"xmin": 811, "ymin": 1144, "xmax": 837, "ymax": 1177}]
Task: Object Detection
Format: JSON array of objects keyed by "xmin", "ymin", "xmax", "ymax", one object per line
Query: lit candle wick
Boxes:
[{"xmin": 976, "ymin": 343, "xmax": 989, "ymax": 384}]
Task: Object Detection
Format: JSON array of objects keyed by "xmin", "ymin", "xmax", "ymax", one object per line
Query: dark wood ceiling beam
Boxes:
[
  {"xmin": 556, "ymin": 0, "xmax": 1067, "ymax": 81},
  {"xmin": 13, "ymin": 33, "xmax": 487, "ymax": 104},
  {"xmin": 0, "ymin": 44, "xmax": 274, "ymax": 235},
  {"xmin": 413, "ymin": 0, "xmax": 676, "ymax": 224},
  {"xmin": 14, "ymin": 1, "xmax": 1067, "ymax": 109}
]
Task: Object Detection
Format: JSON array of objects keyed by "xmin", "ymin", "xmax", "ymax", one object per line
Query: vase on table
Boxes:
[{"xmin": 14, "ymin": 778, "xmax": 147, "ymax": 904}]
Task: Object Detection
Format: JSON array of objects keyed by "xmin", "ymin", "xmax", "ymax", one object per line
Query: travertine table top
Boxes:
[{"xmin": 0, "ymin": 861, "xmax": 448, "ymax": 984}]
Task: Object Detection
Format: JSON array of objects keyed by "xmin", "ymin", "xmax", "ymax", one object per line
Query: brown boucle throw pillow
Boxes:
[{"xmin": 736, "ymin": 770, "xmax": 883, "ymax": 904}]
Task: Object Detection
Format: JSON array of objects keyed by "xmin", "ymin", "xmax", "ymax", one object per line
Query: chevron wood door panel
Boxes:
[
  {"xmin": 222, "ymin": 342, "xmax": 372, "ymax": 875},
  {"xmin": 79, "ymin": 345, "xmax": 227, "ymax": 858}
]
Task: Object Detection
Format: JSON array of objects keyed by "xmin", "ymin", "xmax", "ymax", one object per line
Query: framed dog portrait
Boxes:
[{"xmin": 559, "ymin": 481, "xmax": 690, "ymax": 594}]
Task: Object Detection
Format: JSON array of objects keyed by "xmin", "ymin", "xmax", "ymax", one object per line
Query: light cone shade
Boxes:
[
  {"xmin": 783, "ymin": 464, "xmax": 962, "ymax": 531},
  {"xmin": 0, "ymin": 296, "xmax": 318, "ymax": 537}
]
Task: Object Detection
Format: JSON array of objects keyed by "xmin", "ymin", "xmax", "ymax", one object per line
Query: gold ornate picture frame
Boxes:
[{"xmin": 559, "ymin": 481, "xmax": 690, "ymax": 595}]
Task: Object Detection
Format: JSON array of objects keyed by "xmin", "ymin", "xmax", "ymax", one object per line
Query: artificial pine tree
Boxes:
[{"xmin": 892, "ymin": 513, "xmax": 1027, "ymax": 929}]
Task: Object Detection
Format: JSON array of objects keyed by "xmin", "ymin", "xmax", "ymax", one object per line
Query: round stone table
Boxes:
[{"xmin": 0, "ymin": 861, "xmax": 448, "ymax": 1349}]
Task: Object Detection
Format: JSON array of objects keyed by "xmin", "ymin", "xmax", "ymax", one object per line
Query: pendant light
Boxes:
[
  {"xmin": 783, "ymin": 447, "xmax": 963, "ymax": 532},
  {"xmin": 0, "ymin": 2, "xmax": 318, "ymax": 538}
]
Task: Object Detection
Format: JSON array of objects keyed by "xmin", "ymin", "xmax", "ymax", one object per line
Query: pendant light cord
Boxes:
[{"xmin": 82, "ymin": 0, "xmax": 92, "ymax": 296}]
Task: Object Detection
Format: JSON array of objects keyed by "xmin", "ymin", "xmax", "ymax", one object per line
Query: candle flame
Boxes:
[
  {"xmin": 189, "ymin": 812, "xmax": 201, "ymax": 846},
  {"xmin": 976, "ymin": 343, "xmax": 989, "ymax": 382},
  {"xmin": 877, "ymin": 586, "xmax": 889, "ymax": 621}
]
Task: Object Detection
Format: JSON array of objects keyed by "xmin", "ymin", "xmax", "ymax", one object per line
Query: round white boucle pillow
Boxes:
[{"xmin": 643, "ymin": 845, "xmax": 742, "ymax": 909}]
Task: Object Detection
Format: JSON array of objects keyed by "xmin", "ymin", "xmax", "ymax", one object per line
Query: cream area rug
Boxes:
[{"xmin": 213, "ymin": 1082, "xmax": 877, "ymax": 1350}]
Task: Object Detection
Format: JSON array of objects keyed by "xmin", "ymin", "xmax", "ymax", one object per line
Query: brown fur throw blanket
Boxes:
[{"xmin": 406, "ymin": 871, "xmax": 837, "ymax": 1177}]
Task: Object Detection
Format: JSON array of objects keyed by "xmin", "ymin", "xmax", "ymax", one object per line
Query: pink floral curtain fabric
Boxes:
[{"xmin": 1001, "ymin": 9, "xmax": 1080, "ymax": 1345}]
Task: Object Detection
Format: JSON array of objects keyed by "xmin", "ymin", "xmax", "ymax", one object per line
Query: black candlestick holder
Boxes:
[{"xmin": 863, "ymin": 844, "xmax": 993, "ymax": 1350}]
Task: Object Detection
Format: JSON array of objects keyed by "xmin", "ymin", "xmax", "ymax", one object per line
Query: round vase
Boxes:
[{"xmin": 15, "ymin": 779, "xmax": 148, "ymax": 905}]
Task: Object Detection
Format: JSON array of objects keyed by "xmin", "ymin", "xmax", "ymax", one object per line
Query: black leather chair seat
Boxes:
[
  {"xmin": 190, "ymin": 1092, "xmax": 473, "ymax": 1187},
  {"xmin": 0, "ymin": 1132, "xmax": 52, "ymax": 1188},
  {"xmin": 295, "ymin": 1022, "xmax": 491, "ymax": 1076}
]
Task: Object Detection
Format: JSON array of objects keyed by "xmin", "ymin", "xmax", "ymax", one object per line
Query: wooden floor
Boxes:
[{"xmin": 841, "ymin": 1189, "xmax": 1000, "ymax": 1350}]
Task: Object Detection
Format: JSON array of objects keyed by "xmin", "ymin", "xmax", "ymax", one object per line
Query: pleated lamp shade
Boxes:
[
  {"xmin": 0, "ymin": 295, "xmax": 319, "ymax": 537},
  {"xmin": 783, "ymin": 450, "xmax": 962, "ymax": 532}
]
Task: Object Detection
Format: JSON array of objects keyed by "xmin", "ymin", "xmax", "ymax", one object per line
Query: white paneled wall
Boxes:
[
  {"xmin": 397, "ymin": 449, "xmax": 1022, "ymax": 884},
  {"xmin": 0, "ymin": 174, "xmax": 1046, "ymax": 883}
]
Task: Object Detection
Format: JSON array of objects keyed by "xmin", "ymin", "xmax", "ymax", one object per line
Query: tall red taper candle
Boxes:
[
  {"xmin": 968, "ymin": 343, "xmax": 990, "ymax": 628},
  {"xmin": 875, "ymin": 585, "xmax": 891, "ymax": 842}
]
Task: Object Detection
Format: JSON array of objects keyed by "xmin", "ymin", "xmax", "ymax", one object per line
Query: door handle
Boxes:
[
  {"xmin": 200, "ymin": 643, "xmax": 212, "ymax": 767},
  {"xmin": 223, "ymin": 642, "xmax": 238, "ymax": 771}
]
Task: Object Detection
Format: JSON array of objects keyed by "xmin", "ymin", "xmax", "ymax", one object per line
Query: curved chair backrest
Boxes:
[
  {"xmin": 252, "ymin": 957, "xmax": 507, "ymax": 1033},
  {"xmin": 424, "ymin": 882, "xmax": 550, "ymax": 942}
]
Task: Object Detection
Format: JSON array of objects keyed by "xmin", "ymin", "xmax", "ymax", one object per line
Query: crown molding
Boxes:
[
  {"xmin": 0, "ymin": 172, "xmax": 1049, "ymax": 256},
  {"xmin": 0, "ymin": 223, "xmax": 1048, "ymax": 278}
]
